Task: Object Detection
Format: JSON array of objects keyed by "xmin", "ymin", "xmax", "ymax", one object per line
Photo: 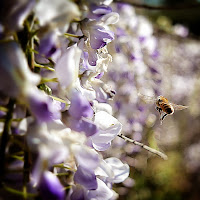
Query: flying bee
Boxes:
[{"xmin": 138, "ymin": 93, "xmax": 188, "ymax": 123}]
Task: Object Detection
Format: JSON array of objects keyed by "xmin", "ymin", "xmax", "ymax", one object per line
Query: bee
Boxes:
[{"xmin": 138, "ymin": 93, "xmax": 188, "ymax": 123}]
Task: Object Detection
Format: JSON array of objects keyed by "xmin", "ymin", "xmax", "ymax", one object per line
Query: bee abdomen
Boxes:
[
  {"xmin": 165, "ymin": 107, "xmax": 173, "ymax": 114},
  {"xmin": 162, "ymin": 103, "xmax": 173, "ymax": 114}
]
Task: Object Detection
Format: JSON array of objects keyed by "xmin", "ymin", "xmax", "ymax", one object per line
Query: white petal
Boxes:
[
  {"xmin": 87, "ymin": 178, "xmax": 113, "ymax": 200},
  {"xmin": 105, "ymin": 157, "xmax": 130, "ymax": 183},
  {"xmin": 94, "ymin": 111, "xmax": 121, "ymax": 130},
  {"xmin": 55, "ymin": 45, "xmax": 81, "ymax": 90},
  {"xmin": 35, "ymin": 0, "xmax": 80, "ymax": 27},
  {"xmin": 101, "ymin": 12, "xmax": 119, "ymax": 25}
]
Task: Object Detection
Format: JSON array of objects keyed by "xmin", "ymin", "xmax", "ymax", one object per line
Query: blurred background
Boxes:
[{"xmin": 104, "ymin": 0, "xmax": 200, "ymax": 199}]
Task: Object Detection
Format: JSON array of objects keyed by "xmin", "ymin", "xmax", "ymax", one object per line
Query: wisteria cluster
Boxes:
[{"xmin": 0, "ymin": 0, "xmax": 133, "ymax": 199}]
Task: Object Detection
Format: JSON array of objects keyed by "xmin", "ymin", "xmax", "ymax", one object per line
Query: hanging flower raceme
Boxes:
[{"xmin": 0, "ymin": 1, "xmax": 138, "ymax": 199}]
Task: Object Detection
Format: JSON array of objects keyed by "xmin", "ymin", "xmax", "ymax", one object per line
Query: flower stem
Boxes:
[
  {"xmin": 34, "ymin": 63, "xmax": 55, "ymax": 71},
  {"xmin": 49, "ymin": 95, "xmax": 69, "ymax": 105},
  {"xmin": 118, "ymin": 133, "xmax": 168, "ymax": 160},
  {"xmin": 0, "ymin": 99, "xmax": 15, "ymax": 184},
  {"xmin": 40, "ymin": 77, "xmax": 58, "ymax": 83},
  {"xmin": 64, "ymin": 33, "xmax": 84, "ymax": 39}
]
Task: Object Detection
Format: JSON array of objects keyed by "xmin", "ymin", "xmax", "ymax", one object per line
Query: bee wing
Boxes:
[
  {"xmin": 171, "ymin": 103, "xmax": 188, "ymax": 111},
  {"xmin": 138, "ymin": 93, "xmax": 156, "ymax": 104}
]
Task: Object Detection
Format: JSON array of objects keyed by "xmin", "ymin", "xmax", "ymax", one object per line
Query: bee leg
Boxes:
[
  {"xmin": 156, "ymin": 107, "xmax": 162, "ymax": 114},
  {"xmin": 161, "ymin": 113, "xmax": 168, "ymax": 121}
]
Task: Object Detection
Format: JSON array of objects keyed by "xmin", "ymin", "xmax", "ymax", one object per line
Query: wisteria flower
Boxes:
[
  {"xmin": 74, "ymin": 166, "xmax": 98, "ymax": 190},
  {"xmin": 38, "ymin": 171, "xmax": 65, "ymax": 200},
  {"xmin": 55, "ymin": 45, "xmax": 82, "ymax": 91},
  {"xmin": 72, "ymin": 144, "xmax": 100, "ymax": 171},
  {"xmin": 87, "ymin": 178, "xmax": 113, "ymax": 200},
  {"xmin": 63, "ymin": 90, "xmax": 98, "ymax": 137},
  {"xmin": 0, "ymin": 0, "xmax": 35, "ymax": 32},
  {"xmin": 95, "ymin": 157, "xmax": 130, "ymax": 183},
  {"xmin": 91, "ymin": 111, "xmax": 122, "ymax": 151},
  {"xmin": 68, "ymin": 90, "xmax": 94, "ymax": 120},
  {"xmin": 87, "ymin": 4, "xmax": 112, "ymax": 20},
  {"xmin": 82, "ymin": 21, "xmax": 114, "ymax": 49},
  {"xmin": 38, "ymin": 31, "xmax": 58, "ymax": 58},
  {"xmin": 34, "ymin": 0, "xmax": 80, "ymax": 30},
  {"xmin": 0, "ymin": 41, "xmax": 40, "ymax": 97},
  {"xmin": 26, "ymin": 88, "xmax": 61, "ymax": 122},
  {"xmin": 27, "ymin": 120, "xmax": 69, "ymax": 185}
]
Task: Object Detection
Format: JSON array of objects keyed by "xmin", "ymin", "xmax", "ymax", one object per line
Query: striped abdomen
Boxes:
[{"xmin": 160, "ymin": 103, "xmax": 174, "ymax": 114}]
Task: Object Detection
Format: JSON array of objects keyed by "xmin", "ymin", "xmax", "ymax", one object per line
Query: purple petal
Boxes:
[
  {"xmin": 70, "ymin": 185, "xmax": 85, "ymax": 200},
  {"xmin": 27, "ymin": 89, "xmax": 61, "ymax": 122},
  {"xmin": 90, "ymin": 26, "xmax": 114, "ymax": 49},
  {"xmin": 68, "ymin": 117, "xmax": 98, "ymax": 137},
  {"xmin": 79, "ymin": 118, "xmax": 98, "ymax": 137},
  {"xmin": 0, "ymin": 0, "xmax": 35, "ymax": 31},
  {"xmin": 74, "ymin": 166, "xmax": 97, "ymax": 190},
  {"xmin": 92, "ymin": 5, "xmax": 112, "ymax": 15},
  {"xmin": 73, "ymin": 145, "xmax": 99, "ymax": 171},
  {"xmin": 87, "ymin": 178, "xmax": 113, "ymax": 200},
  {"xmin": 39, "ymin": 171, "xmax": 65, "ymax": 200},
  {"xmin": 88, "ymin": 4, "xmax": 112, "ymax": 20},
  {"xmin": 88, "ymin": 49, "xmax": 98, "ymax": 66},
  {"xmin": 0, "ymin": 41, "xmax": 40, "ymax": 97},
  {"xmin": 69, "ymin": 91, "xmax": 93, "ymax": 119},
  {"xmin": 81, "ymin": 50, "xmax": 97, "ymax": 69},
  {"xmin": 39, "ymin": 32, "xmax": 57, "ymax": 57}
]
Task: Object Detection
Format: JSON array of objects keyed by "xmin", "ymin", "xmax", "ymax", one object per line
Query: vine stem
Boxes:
[
  {"xmin": 118, "ymin": 133, "xmax": 168, "ymax": 160},
  {"xmin": 0, "ymin": 99, "xmax": 15, "ymax": 184}
]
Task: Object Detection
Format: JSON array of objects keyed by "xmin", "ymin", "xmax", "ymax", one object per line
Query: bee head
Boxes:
[{"xmin": 157, "ymin": 96, "xmax": 163, "ymax": 105}]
